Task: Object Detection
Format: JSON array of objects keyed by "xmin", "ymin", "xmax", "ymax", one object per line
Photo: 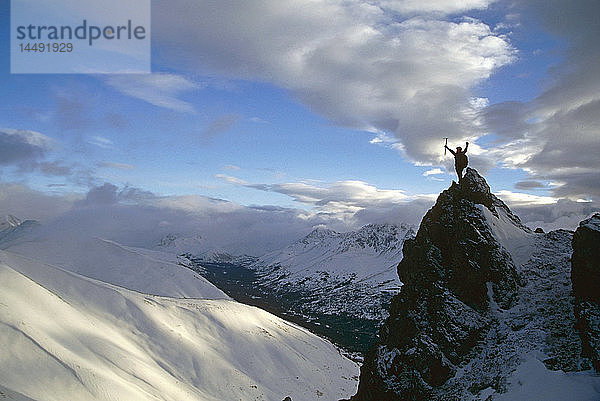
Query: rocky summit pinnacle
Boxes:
[
  {"xmin": 352, "ymin": 168, "xmax": 592, "ymax": 401},
  {"xmin": 399, "ymin": 167, "xmax": 525, "ymax": 311}
]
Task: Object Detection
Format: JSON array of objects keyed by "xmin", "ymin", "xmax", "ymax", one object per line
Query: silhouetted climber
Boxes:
[{"xmin": 445, "ymin": 141, "xmax": 469, "ymax": 183}]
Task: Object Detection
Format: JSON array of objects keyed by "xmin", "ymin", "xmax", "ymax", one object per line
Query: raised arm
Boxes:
[
  {"xmin": 445, "ymin": 145, "xmax": 456, "ymax": 155},
  {"xmin": 464, "ymin": 142, "xmax": 469, "ymax": 153}
]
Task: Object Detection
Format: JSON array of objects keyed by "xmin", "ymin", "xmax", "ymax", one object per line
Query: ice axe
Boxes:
[{"xmin": 443, "ymin": 138, "xmax": 448, "ymax": 155}]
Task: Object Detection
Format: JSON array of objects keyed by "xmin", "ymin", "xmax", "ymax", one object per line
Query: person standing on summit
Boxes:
[{"xmin": 445, "ymin": 141, "xmax": 469, "ymax": 183}]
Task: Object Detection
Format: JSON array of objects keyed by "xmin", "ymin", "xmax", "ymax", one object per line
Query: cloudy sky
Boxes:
[{"xmin": 0, "ymin": 0, "xmax": 598, "ymax": 252}]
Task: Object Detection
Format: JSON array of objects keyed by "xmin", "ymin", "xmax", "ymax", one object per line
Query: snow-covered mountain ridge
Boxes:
[
  {"xmin": 252, "ymin": 223, "xmax": 416, "ymax": 322},
  {"xmin": 3, "ymin": 232, "xmax": 226, "ymax": 299},
  {"xmin": 296, "ymin": 223, "xmax": 409, "ymax": 256}
]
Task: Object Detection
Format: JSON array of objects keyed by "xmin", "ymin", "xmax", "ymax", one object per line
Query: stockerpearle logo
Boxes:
[{"xmin": 11, "ymin": 0, "xmax": 151, "ymax": 74}]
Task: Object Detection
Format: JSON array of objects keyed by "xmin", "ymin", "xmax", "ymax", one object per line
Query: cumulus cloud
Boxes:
[
  {"xmin": 214, "ymin": 173, "xmax": 442, "ymax": 229},
  {"xmin": 423, "ymin": 168, "xmax": 445, "ymax": 176},
  {"xmin": 480, "ymin": 0, "xmax": 600, "ymax": 201},
  {"xmin": 29, "ymin": 182, "xmax": 345, "ymax": 254},
  {"xmin": 494, "ymin": 190, "xmax": 556, "ymax": 207},
  {"xmin": 149, "ymin": 1, "xmax": 598, "ymax": 201},
  {"xmin": 153, "ymin": 0, "xmax": 514, "ymax": 164},
  {"xmin": 375, "ymin": 0, "xmax": 495, "ymax": 15},
  {"xmin": 105, "ymin": 73, "xmax": 200, "ymax": 113},
  {"xmin": 76, "ymin": 183, "xmax": 119, "ymax": 207},
  {"xmin": 0, "ymin": 128, "xmax": 95, "ymax": 185},
  {"xmin": 270, "ymin": 180, "xmax": 412, "ymax": 211}
]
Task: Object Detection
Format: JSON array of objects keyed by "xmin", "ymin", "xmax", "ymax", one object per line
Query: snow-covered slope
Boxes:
[
  {"xmin": 0, "ymin": 247, "xmax": 359, "ymax": 401},
  {"xmin": 3, "ymin": 231, "xmax": 226, "ymax": 299},
  {"xmin": 477, "ymin": 204, "xmax": 536, "ymax": 267},
  {"xmin": 441, "ymin": 228, "xmax": 599, "ymax": 400},
  {"xmin": 252, "ymin": 223, "xmax": 415, "ymax": 320}
]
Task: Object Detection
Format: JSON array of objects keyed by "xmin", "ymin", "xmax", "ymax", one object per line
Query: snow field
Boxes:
[{"xmin": 0, "ymin": 249, "xmax": 358, "ymax": 401}]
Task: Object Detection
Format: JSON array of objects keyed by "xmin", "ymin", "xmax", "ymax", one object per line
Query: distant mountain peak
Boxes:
[
  {"xmin": 253, "ymin": 222, "xmax": 416, "ymax": 327},
  {"xmin": 302, "ymin": 226, "xmax": 338, "ymax": 242},
  {"xmin": 338, "ymin": 223, "xmax": 415, "ymax": 254}
]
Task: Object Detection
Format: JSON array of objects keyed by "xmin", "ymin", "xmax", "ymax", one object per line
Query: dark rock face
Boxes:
[
  {"xmin": 572, "ymin": 213, "xmax": 600, "ymax": 371},
  {"xmin": 350, "ymin": 168, "xmax": 526, "ymax": 400}
]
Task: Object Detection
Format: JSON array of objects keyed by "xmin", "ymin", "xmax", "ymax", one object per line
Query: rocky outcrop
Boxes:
[
  {"xmin": 350, "ymin": 168, "xmax": 527, "ymax": 400},
  {"xmin": 572, "ymin": 213, "xmax": 600, "ymax": 371}
]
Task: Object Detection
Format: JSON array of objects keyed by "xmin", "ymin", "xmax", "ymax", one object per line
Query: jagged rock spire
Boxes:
[
  {"xmin": 572, "ymin": 213, "xmax": 600, "ymax": 371},
  {"xmin": 350, "ymin": 168, "xmax": 527, "ymax": 401}
]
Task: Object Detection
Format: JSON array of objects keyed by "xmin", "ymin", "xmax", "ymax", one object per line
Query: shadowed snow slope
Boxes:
[{"xmin": 0, "ymin": 249, "xmax": 359, "ymax": 401}]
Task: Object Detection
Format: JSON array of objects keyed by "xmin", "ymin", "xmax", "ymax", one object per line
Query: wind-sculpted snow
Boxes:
[
  {"xmin": 350, "ymin": 169, "xmax": 600, "ymax": 400},
  {"xmin": 0, "ymin": 249, "xmax": 359, "ymax": 401}
]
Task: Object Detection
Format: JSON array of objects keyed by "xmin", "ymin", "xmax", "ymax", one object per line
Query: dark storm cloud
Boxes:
[
  {"xmin": 482, "ymin": 0, "xmax": 600, "ymax": 201},
  {"xmin": 515, "ymin": 180, "xmax": 546, "ymax": 190}
]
